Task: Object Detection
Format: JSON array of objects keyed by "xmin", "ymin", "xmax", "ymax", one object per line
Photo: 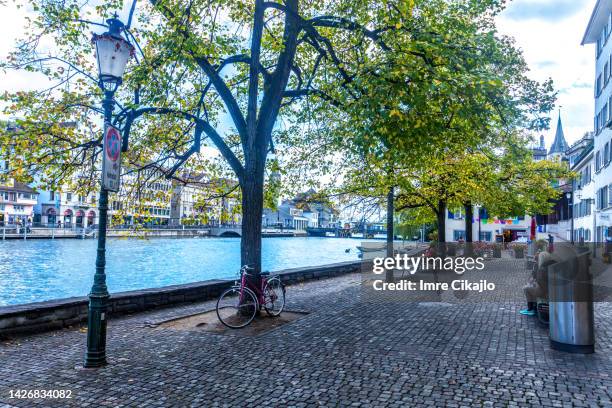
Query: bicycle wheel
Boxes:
[
  {"xmin": 263, "ymin": 277, "xmax": 285, "ymax": 316},
  {"xmin": 216, "ymin": 286, "xmax": 258, "ymax": 329}
]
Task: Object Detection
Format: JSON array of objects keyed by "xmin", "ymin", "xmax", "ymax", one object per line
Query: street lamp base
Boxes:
[{"xmin": 84, "ymin": 352, "xmax": 107, "ymax": 368}]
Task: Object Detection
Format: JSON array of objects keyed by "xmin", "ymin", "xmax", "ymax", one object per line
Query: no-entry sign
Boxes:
[{"xmin": 102, "ymin": 123, "xmax": 122, "ymax": 192}]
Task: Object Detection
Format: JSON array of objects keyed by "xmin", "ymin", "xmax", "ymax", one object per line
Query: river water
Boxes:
[{"xmin": 0, "ymin": 237, "xmax": 365, "ymax": 306}]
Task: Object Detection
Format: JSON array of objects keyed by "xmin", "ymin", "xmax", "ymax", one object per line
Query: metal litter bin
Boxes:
[{"xmin": 548, "ymin": 251, "xmax": 594, "ymax": 353}]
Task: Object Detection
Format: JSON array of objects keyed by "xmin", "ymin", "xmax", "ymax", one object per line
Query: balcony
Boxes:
[{"xmin": 16, "ymin": 198, "xmax": 38, "ymax": 205}]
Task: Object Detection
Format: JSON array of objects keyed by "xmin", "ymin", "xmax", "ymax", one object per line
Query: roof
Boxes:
[
  {"xmin": 571, "ymin": 144, "xmax": 594, "ymax": 171},
  {"xmin": 0, "ymin": 181, "xmax": 38, "ymax": 194},
  {"xmin": 549, "ymin": 114, "xmax": 569, "ymax": 155},
  {"xmin": 582, "ymin": 0, "xmax": 612, "ymax": 45}
]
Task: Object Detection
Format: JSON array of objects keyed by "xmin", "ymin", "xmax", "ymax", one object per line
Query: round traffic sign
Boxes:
[{"xmin": 105, "ymin": 127, "xmax": 121, "ymax": 162}]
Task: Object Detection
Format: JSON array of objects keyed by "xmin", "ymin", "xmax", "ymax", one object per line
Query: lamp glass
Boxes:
[{"xmin": 94, "ymin": 34, "xmax": 133, "ymax": 84}]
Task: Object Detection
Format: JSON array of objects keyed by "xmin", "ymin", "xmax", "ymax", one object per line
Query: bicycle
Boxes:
[{"xmin": 216, "ymin": 265, "xmax": 286, "ymax": 329}]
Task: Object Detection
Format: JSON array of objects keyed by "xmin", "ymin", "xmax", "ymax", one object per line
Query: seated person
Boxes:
[{"xmin": 520, "ymin": 251, "xmax": 556, "ymax": 316}]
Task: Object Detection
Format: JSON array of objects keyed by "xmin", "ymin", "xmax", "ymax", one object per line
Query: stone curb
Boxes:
[{"xmin": 0, "ymin": 260, "xmax": 364, "ymax": 338}]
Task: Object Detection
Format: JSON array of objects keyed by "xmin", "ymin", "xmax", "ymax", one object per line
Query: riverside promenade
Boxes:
[{"xmin": 1, "ymin": 258, "xmax": 612, "ymax": 407}]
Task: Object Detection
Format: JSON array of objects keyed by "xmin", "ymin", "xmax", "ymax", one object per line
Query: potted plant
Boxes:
[
  {"xmin": 512, "ymin": 243, "xmax": 527, "ymax": 259},
  {"xmin": 493, "ymin": 243, "xmax": 502, "ymax": 258}
]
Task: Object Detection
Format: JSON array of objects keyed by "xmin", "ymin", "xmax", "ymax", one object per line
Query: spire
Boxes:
[{"xmin": 549, "ymin": 111, "xmax": 569, "ymax": 156}]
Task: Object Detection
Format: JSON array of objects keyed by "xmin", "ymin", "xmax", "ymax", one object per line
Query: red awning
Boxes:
[
  {"xmin": 64, "ymin": 209, "xmax": 73, "ymax": 216},
  {"xmin": 47, "ymin": 208, "xmax": 57, "ymax": 215},
  {"xmin": 76, "ymin": 210, "xmax": 85, "ymax": 216}
]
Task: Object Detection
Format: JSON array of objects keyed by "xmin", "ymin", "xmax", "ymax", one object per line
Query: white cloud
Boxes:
[
  {"xmin": 497, "ymin": 1, "xmax": 597, "ymax": 147},
  {"xmin": 0, "ymin": 1, "xmax": 600, "ymax": 150}
]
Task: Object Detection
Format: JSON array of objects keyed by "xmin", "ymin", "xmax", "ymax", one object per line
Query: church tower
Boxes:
[{"xmin": 548, "ymin": 112, "xmax": 569, "ymax": 160}]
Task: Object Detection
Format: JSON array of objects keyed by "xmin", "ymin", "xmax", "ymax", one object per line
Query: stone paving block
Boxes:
[{"xmin": 0, "ymin": 261, "xmax": 611, "ymax": 407}]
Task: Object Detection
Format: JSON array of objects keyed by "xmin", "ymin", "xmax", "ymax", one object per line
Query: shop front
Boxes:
[
  {"xmin": 63, "ymin": 209, "xmax": 73, "ymax": 228},
  {"xmin": 87, "ymin": 210, "xmax": 96, "ymax": 227},
  {"xmin": 75, "ymin": 210, "xmax": 85, "ymax": 228}
]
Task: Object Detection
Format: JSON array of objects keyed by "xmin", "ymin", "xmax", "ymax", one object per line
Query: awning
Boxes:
[{"xmin": 64, "ymin": 209, "xmax": 73, "ymax": 216}]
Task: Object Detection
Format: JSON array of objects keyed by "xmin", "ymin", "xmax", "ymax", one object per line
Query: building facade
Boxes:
[
  {"xmin": 34, "ymin": 190, "xmax": 97, "ymax": 228},
  {"xmin": 0, "ymin": 159, "xmax": 39, "ymax": 227},
  {"xmin": 582, "ymin": 1, "xmax": 612, "ymax": 243},
  {"xmin": 263, "ymin": 201, "xmax": 315, "ymax": 230},
  {"xmin": 263, "ymin": 192, "xmax": 339, "ymax": 231},
  {"xmin": 571, "ymin": 145, "xmax": 596, "ymax": 242},
  {"xmin": 446, "ymin": 114, "xmax": 572, "ymax": 243},
  {"xmin": 0, "ymin": 179, "xmax": 38, "ymax": 227},
  {"xmin": 445, "ymin": 206, "xmax": 535, "ymax": 243},
  {"xmin": 170, "ymin": 177, "xmax": 241, "ymax": 226}
]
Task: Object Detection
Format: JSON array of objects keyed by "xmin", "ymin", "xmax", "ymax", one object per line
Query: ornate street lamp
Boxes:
[
  {"xmin": 92, "ymin": 17, "xmax": 134, "ymax": 92},
  {"xmin": 85, "ymin": 16, "xmax": 134, "ymax": 368}
]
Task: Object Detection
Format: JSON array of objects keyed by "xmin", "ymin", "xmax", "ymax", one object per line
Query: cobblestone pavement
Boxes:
[{"xmin": 1, "ymin": 259, "xmax": 612, "ymax": 407}]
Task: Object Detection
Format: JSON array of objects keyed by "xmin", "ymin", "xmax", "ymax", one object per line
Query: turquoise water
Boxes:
[{"xmin": 0, "ymin": 237, "xmax": 363, "ymax": 306}]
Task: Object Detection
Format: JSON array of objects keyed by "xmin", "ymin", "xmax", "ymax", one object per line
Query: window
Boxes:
[
  {"xmin": 599, "ymin": 186, "xmax": 609, "ymax": 209},
  {"xmin": 604, "ymin": 104, "xmax": 609, "ymax": 126},
  {"xmin": 478, "ymin": 208, "xmax": 489, "ymax": 219},
  {"xmin": 598, "ymin": 38, "xmax": 603, "ymax": 57},
  {"xmin": 453, "ymin": 230, "xmax": 466, "ymax": 241},
  {"xmin": 584, "ymin": 164, "xmax": 591, "ymax": 185},
  {"xmin": 606, "ymin": 143, "xmax": 611, "ymax": 166},
  {"xmin": 596, "ymin": 151, "xmax": 601, "ymax": 171},
  {"xmin": 605, "ymin": 63, "xmax": 610, "ymax": 85},
  {"xmin": 50, "ymin": 191, "xmax": 55, "ymax": 201},
  {"xmin": 479, "ymin": 231, "xmax": 492, "ymax": 242},
  {"xmin": 448, "ymin": 208, "xmax": 464, "ymax": 220},
  {"xmin": 597, "ymin": 73, "xmax": 603, "ymax": 96},
  {"xmin": 608, "ymin": 184, "xmax": 612, "ymax": 207},
  {"xmin": 66, "ymin": 192, "xmax": 72, "ymax": 201}
]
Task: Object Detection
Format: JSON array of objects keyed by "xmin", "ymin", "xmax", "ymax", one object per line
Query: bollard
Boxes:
[{"xmin": 548, "ymin": 251, "xmax": 594, "ymax": 353}]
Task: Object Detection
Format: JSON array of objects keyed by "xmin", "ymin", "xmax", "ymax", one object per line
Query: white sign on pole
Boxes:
[{"xmin": 102, "ymin": 123, "xmax": 122, "ymax": 192}]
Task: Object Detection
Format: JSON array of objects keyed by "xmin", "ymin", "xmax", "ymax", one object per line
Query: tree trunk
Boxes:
[
  {"xmin": 464, "ymin": 202, "xmax": 473, "ymax": 243},
  {"xmin": 464, "ymin": 201, "xmax": 473, "ymax": 257},
  {"xmin": 437, "ymin": 200, "xmax": 446, "ymax": 243},
  {"xmin": 437, "ymin": 200, "xmax": 446, "ymax": 258},
  {"xmin": 239, "ymin": 165, "xmax": 265, "ymax": 316},
  {"xmin": 386, "ymin": 186, "xmax": 394, "ymax": 283},
  {"xmin": 240, "ymin": 170, "xmax": 265, "ymax": 274}
]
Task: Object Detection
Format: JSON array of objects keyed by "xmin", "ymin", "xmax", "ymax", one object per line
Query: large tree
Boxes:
[
  {"xmin": 1, "ymin": 0, "xmax": 416, "ymax": 275},
  {"xmin": 282, "ymin": 0, "xmax": 556, "ymax": 247}
]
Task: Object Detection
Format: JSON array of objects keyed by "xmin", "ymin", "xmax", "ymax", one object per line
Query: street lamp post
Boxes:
[
  {"xmin": 84, "ymin": 16, "xmax": 133, "ymax": 368},
  {"xmin": 566, "ymin": 191, "xmax": 574, "ymax": 245}
]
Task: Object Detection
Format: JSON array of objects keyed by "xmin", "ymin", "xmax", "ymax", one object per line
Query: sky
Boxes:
[
  {"xmin": 0, "ymin": 0, "xmax": 600, "ymax": 149},
  {"xmin": 496, "ymin": 0, "xmax": 598, "ymax": 147}
]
